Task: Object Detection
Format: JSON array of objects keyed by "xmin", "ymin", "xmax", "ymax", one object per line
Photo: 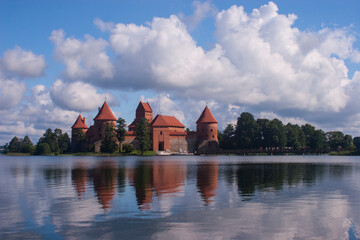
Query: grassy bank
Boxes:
[{"xmin": 328, "ymin": 150, "xmax": 360, "ymax": 156}]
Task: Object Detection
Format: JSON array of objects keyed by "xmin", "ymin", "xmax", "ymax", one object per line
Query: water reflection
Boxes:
[
  {"xmin": 89, "ymin": 161, "xmax": 118, "ymax": 211},
  {"xmin": 42, "ymin": 167, "xmax": 69, "ymax": 185},
  {"xmin": 129, "ymin": 161, "xmax": 186, "ymax": 209},
  {"xmin": 2, "ymin": 156, "xmax": 360, "ymax": 239},
  {"xmin": 197, "ymin": 162, "xmax": 218, "ymax": 205},
  {"xmin": 34, "ymin": 159, "xmax": 359, "ymax": 210},
  {"xmin": 71, "ymin": 163, "xmax": 88, "ymax": 199},
  {"xmin": 67, "ymin": 160, "xmax": 358, "ymax": 209}
]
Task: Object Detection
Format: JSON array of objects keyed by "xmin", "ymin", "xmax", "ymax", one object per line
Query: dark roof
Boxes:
[
  {"xmin": 94, "ymin": 101, "xmax": 117, "ymax": 121},
  {"xmin": 151, "ymin": 114, "xmax": 185, "ymax": 128},
  {"xmin": 72, "ymin": 114, "xmax": 89, "ymax": 129},
  {"xmin": 196, "ymin": 106, "xmax": 217, "ymax": 124}
]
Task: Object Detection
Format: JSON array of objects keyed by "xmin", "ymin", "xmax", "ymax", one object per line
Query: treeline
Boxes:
[
  {"xmin": 219, "ymin": 112, "xmax": 356, "ymax": 153},
  {"xmin": 4, "ymin": 128, "xmax": 71, "ymax": 155}
]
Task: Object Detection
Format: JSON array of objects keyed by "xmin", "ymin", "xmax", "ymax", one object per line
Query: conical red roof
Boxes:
[
  {"xmin": 94, "ymin": 101, "xmax": 117, "ymax": 121},
  {"xmin": 72, "ymin": 114, "xmax": 89, "ymax": 129},
  {"xmin": 151, "ymin": 114, "xmax": 185, "ymax": 128},
  {"xmin": 196, "ymin": 106, "xmax": 217, "ymax": 124}
]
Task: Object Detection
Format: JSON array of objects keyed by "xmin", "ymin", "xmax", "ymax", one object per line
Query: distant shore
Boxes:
[{"xmin": 2, "ymin": 150, "xmax": 360, "ymax": 157}]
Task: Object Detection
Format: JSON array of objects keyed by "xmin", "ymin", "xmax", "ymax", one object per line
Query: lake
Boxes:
[{"xmin": 0, "ymin": 155, "xmax": 360, "ymax": 239}]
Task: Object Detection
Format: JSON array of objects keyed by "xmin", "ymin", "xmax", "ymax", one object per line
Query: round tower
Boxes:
[
  {"xmin": 196, "ymin": 106, "xmax": 218, "ymax": 142},
  {"xmin": 93, "ymin": 101, "xmax": 117, "ymax": 141},
  {"xmin": 71, "ymin": 114, "xmax": 89, "ymax": 142}
]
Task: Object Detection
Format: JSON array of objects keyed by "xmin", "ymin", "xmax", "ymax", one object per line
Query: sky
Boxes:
[{"xmin": 0, "ymin": 0, "xmax": 360, "ymax": 145}]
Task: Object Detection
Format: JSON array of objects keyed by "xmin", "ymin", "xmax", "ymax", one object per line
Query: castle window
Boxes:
[
  {"xmin": 211, "ymin": 129, "xmax": 213, "ymax": 132},
  {"xmin": 212, "ymin": 135, "xmax": 215, "ymax": 138},
  {"xmin": 160, "ymin": 131, "xmax": 162, "ymax": 135}
]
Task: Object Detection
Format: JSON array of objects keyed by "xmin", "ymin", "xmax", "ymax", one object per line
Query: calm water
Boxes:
[{"xmin": 1, "ymin": 155, "xmax": 360, "ymax": 240}]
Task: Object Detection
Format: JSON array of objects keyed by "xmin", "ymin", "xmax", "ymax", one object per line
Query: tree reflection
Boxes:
[
  {"xmin": 233, "ymin": 163, "xmax": 327, "ymax": 200},
  {"xmin": 42, "ymin": 167, "xmax": 69, "ymax": 185},
  {"xmin": 129, "ymin": 161, "xmax": 154, "ymax": 209}
]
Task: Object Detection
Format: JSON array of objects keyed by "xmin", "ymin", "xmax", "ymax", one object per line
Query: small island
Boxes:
[{"xmin": 2, "ymin": 100, "xmax": 360, "ymax": 156}]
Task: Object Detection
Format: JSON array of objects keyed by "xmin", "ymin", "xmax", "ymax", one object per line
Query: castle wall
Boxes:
[
  {"xmin": 186, "ymin": 134, "xmax": 198, "ymax": 153},
  {"xmin": 169, "ymin": 137, "xmax": 188, "ymax": 153},
  {"xmin": 152, "ymin": 127, "xmax": 170, "ymax": 151}
]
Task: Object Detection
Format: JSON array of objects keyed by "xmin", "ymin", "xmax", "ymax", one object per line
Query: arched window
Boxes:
[{"xmin": 160, "ymin": 131, "xmax": 162, "ymax": 135}]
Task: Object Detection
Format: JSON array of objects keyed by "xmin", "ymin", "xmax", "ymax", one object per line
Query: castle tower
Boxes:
[
  {"xmin": 128, "ymin": 101, "xmax": 153, "ymax": 131},
  {"xmin": 93, "ymin": 101, "xmax": 117, "ymax": 141},
  {"xmin": 196, "ymin": 106, "xmax": 218, "ymax": 142},
  {"xmin": 71, "ymin": 114, "xmax": 89, "ymax": 142}
]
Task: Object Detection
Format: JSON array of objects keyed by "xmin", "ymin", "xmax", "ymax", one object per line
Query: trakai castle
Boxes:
[{"xmin": 71, "ymin": 101, "xmax": 219, "ymax": 153}]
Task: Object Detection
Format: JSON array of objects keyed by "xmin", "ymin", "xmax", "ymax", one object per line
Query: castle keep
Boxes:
[{"xmin": 71, "ymin": 101, "xmax": 218, "ymax": 153}]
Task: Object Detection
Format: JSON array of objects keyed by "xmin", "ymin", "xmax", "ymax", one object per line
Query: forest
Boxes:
[{"xmin": 218, "ymin": 112, "xmax": 360, "ymax": 153}]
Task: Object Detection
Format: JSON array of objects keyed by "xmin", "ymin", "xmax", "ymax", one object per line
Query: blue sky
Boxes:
[{"xmin": 0, "ymin": 0, "xmax": 360, "ymax": 144}]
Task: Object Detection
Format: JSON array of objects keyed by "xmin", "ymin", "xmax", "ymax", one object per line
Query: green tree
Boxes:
[
  {"xmin": 285, "ymin": 123, "xmax": 305, "ymax": 150},
  {"xmin": 100, "ymin": 122, "xmax": 118, "ymax": 153},
  {"xmin": 20, "ymin": 136, "xmax": 35, "ymax": 154},
  {"xmin": 72, "ymin": 129, "xmax": 86, "ymax": 152},
  {"xmin": 257, "ymin": 119, "xmax": 271, "ymax": 149},
  {"xmin": 35, "ymin": 142, "xmax": 52, "ymax": 155},
  {"xmin": 235, "ymin": 112, "xmax": 260, "ymax": 149},
  {"xmin": 8, "ymin": 136, "xmax": 20, "ymax": 153},
  {"xmin": 58, "ymin": 132, "xmax": 71, "ymax": 153},
  {"xmin": 123, "ymin": 143, "xmax": 135, "ymax": 153},
  {"xmin": 116, "ymin": 118, "xmax": 127, "ymax": 152},
  {"xmin": 301, "ymin": 124, "xmax": 316, "ymax": 151},
  {"xmin": 313, "ymin": 130, "xmax": 327, "ymax": 152},
  {"xmin": 135, "ymin": 118, "xmax": 151, "ymax": 154},
  {"xmin": 36, "ymin": 128, "xmax": 70, "ymax": 154},
  {"xmin": 342, "ymin": 134, "xmax": 353, "ymax": 150},
  {"xmin": 38, "ymin": 129, "xmax": 59, "ymax": 153},
  {"xmin": 326, "ymin": 131, "xmax": 345, "ymax": 151},
  {"xmin": 220, "ymin": 124, "xmax": 235, "ymax": 150},
  {"xmin": 268, "ymin": 119, "xmax": 287, "ymax": 148},
  {"xmin": 354, "ymin": 137, "xmax": 360, "ymax": 150}
]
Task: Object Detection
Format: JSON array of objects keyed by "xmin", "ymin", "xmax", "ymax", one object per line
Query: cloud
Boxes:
[
  {"xmin": 0, "ymin": 84, "xmax": 79, "ymax": 144},
  {"xmin": 181, "ymin": 1, "xmax": 217, "ymax": 31},
  {"xmin": 94, "ymin": 18, "xmax": 114, "ymax": 32},
  {"xmin": 0, "ymin": 77, "xmax": 26, "ymax": 110},
  {"xmin": 50, "ymin": 29, "xmax": 114, "ymax": 81},
  {"xmin": 43, "ymin": 2, "xmax": 360, "ymax": 136},
  {"xmin": 50, "ymin": 79, "xmax": 114, "ymax": 112},
  {"xmin": 1, "ymin": 46, "xmax": 46, "ymax": 78},
  {"xmin": 104, "ymin": 2, "xmax": 358, "ymax": 114},
  {"xmin": 141, "ymin": 93, "xmax": 185, "ymax": 122}
]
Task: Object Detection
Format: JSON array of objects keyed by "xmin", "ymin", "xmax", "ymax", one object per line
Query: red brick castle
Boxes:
[{"xmin": 71, "ymin": 100, "xmax": 218, "ymax": 153}]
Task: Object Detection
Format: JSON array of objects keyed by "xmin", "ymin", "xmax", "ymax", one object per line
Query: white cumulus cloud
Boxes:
[
  {"xmin": 1, "ymin": 46, "xmax": 46, "ymax": 78},
  {"xmin": 50, "ymin": 29, "xmax": 114, "ymax": 81},
  {"xmin": 50, "ymin": 79, "xmax": 114, "ymax": 112},
  {"xmin": 0, "ymin": 77, "xmax": 26, "ymax": 110}
]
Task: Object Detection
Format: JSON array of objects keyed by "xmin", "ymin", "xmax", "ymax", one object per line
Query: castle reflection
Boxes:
[
  {"xmin": 197, "ymin": 162, "xmax": 218, "ymax": 206},
  {"xmin": 129, "ymin": 161, "xmax": 186, "ymax": 209},
  {"xmin": 67, "ymin": 159, "xmax": 347, "ymax": 211}
]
